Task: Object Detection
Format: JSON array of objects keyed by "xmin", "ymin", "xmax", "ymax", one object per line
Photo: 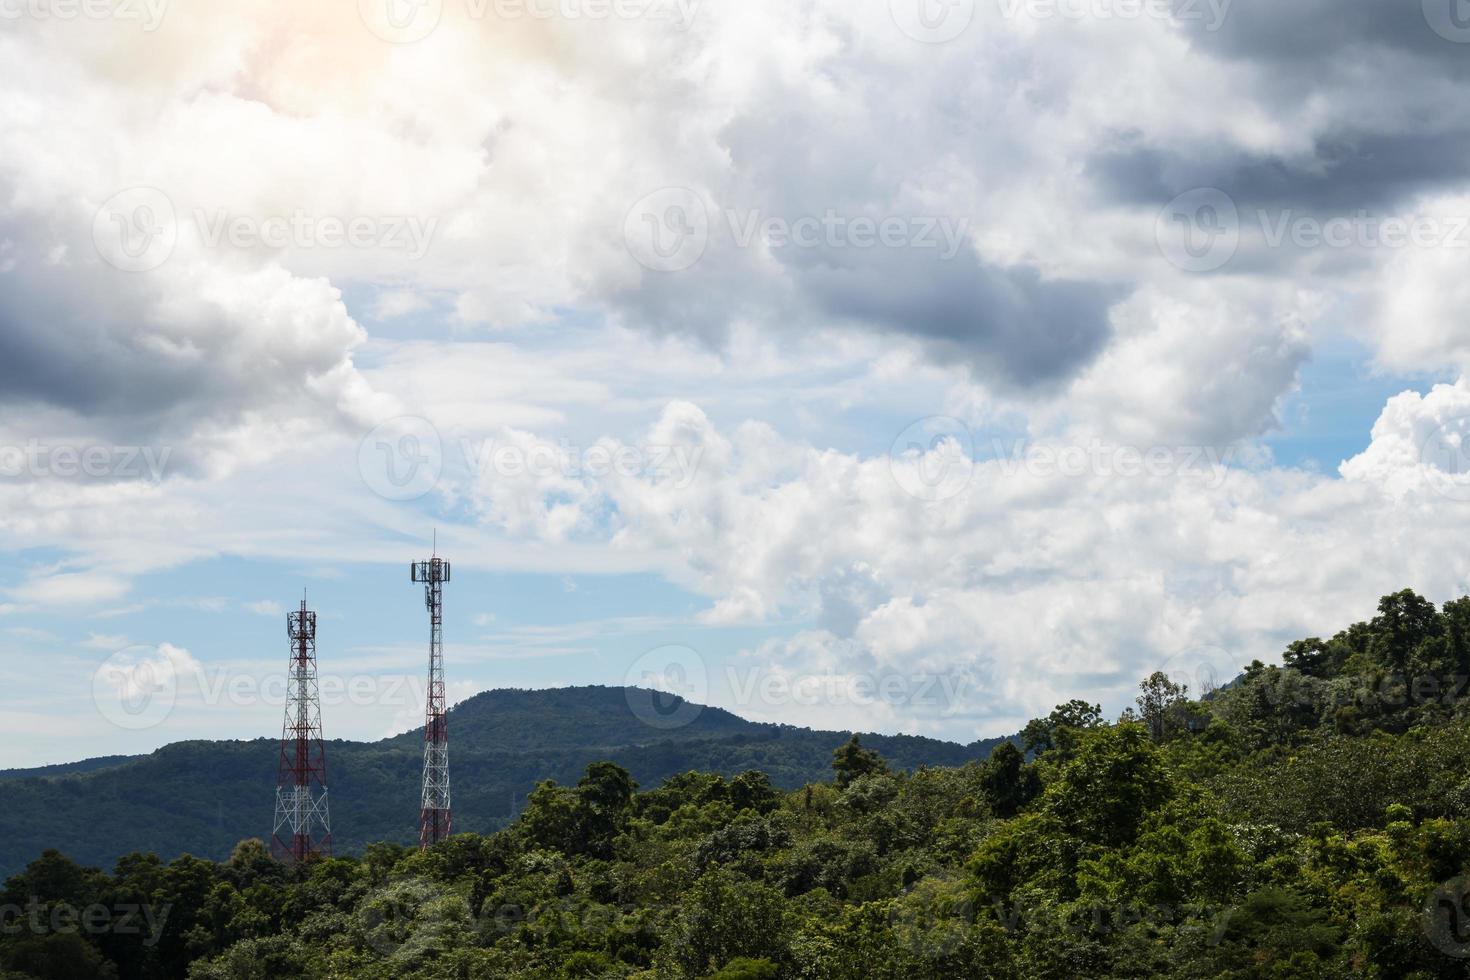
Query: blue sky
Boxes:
[
  {"xmin": 8, "ymin": 0, "xmax": 1470, "ymax": 767},
  {"xmin": 1265, "ymin": 339, "xmax": 1445, "ymax": 473},
  {"xmin": 0, "ymin": 329, "xmax": 1441, "ymax": 768}
]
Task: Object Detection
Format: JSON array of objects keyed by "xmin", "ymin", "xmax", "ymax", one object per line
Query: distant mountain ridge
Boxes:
[
  {"xmin": 0, "ymin": 754, "xmax": 142, "ymax": 780},
  {"xmin": 0, "ymin": 685, "xmax": 1007, "ymax": 879}
]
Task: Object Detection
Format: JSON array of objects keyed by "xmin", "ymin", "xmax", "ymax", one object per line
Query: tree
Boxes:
[
  {"xmin": 362, "ymin": 842, "xmax": 409, "ymax": 886},
  {"xmin": 1204, "ymin": 888, "xmax": 1341, "ymax": 975},
  {"xmin": 520, "ymin": 780, "xmax": 583, "ymax": 855},
  {"xmin": 729, "ymin": 771, "xmax": 781, "ymax": 814},
  {"xmin": 1052, "ymin": 699, "xmax": 1103, "ymax": 730},
  {"xmin": 832, "ymin": 735, "xmax": 888, "ymax": 789},
  {"xmin": 2, "ymin": 932, "xmax": 118, "ymax": 980},
  {"xmin": 226, "ymin": 840, "xmax": 277, "ymax": 887},
  {"xmin": 1370, "ymin": 589, "xmax": 1439, "ymax": 679},
  {"xmin": 576, "ymin": 761, "xmax": 636, "ymax": 814},
  {"xmin": 10, "ymin": 588, "xmax": 1470, "ymax": 980},
  {"xmin": 1045, "ymin": 724, "xmax": 1171, "ymax": 847},
  {"xmin": 1441, "ymin": 597, "xmax": 1470, "ymax": 676},
  {"xmin": 575, "ymin": 762, "xmax": 637, "ymax": 859},
  {"xmin": 519, "ymin": 764, "xmax": 637, "ymax": 858},
  {"xmin": 1021, "ymin": 700, "xmax": 1102, "ymax": 758},
  {"xmin": 1019, "ymin": 717, "xmax": 1053, "ymax": 757},
  {"xmin": 635, "ymin": 771, "xmax": 729, "ymax": 824},
  {"xmin": 709, "ymin": 957, "xmax": 779, "ymax": 979},
  {"xmin": 2, "ymin": 850, "xmax": 100, "ymax": 909},
  {"xmin": 1135, "ymin": 672, "xmax": 1187, "ymax": 743},
  {"xmin": 1282, "ymin": 638, "xmax": 1331, "ymax": 677},
  {"xmin": 669, "ymin": 869, "xmax": 790, "ymax": 975},
  {"xmin": 979, "ymin": 742, "xmax": 1039, "ymax": 818}
]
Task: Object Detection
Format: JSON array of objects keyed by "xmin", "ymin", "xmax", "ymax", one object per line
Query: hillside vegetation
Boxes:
[
  {"xmin": 0, "ymin": 687, "xmax": 1001, "ymax": 879},
  {"xmin": 6, "ymin": 590, "xmax": 1470, "ymax": 977}
]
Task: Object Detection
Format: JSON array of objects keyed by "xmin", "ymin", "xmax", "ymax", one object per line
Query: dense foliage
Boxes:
[
  {"xmin": 8, "ymin": 591, "xmax": 1470, "ymax": 977},
  {"xmin": 0, "ymin": 687, "xmax": 1002, "ymax": 879}
]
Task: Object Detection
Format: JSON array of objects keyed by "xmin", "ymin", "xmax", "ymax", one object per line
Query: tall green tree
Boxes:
[
  {"xmin": 1020, "ymin": 700, "xmax": 1102, "ymax": 758},
  {"xmin": 1135, "ymin": 672, "xmax": 1188, "ymax": 743},
  {"xmin": 832, "ymin": 735, "xmax": 889, "ymax": 789},
  {"xmin": 1046, "ymin": 724, "xmax": 1171, "ymax": 847},
  {"xmin": 668, "ymin": 869, "xmax": 791, "ymax": 976},
  {"xmin": 979, "ymin": 742, "xmax": 1039, "ymax": 818},
  {"xmin": 1370, "ymin": 589, "xmax": 1439, "ymax": 678}
]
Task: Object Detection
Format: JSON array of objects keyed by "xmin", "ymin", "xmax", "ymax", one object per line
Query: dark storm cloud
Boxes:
[
  {"xmin": 613, "ymin": 220, "xmax": 1123, "ymax": 390},
  {"xmin": 0, "ymin": 206, "xmax": 226, "ymax": 422},
  {"xmin": 0, "ymin": 204, "xmax": 365, "ymax": 464},
  {"xmin": 791, "ymin": 245, "xmax": 1123, "ymax": 389},
  {"xmin": 0, "ymin": 262, "xmax": 188, "ymax": 417},
  {"xmin": 606, "ymin": 50, "xmax": 1128, "ymax": 391},
  {"xmin": 1089, "ymin": 129, "xmax": 1470, "ymax": 212},
  {"xmin": 1089, "ymin": 2, "xmax": 1470, "ymax": 220},
  {"xmin": 1173, "ymin": 0, "xmax": 1470, "ymax": 67}
]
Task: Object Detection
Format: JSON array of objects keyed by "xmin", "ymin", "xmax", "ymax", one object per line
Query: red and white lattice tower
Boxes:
[
  {"xmin": 272, "ymin": 598, "xmax": 331, "ymax": 863},
  {"xmin": 412, "ymin": 550, "xmax": 452, "ymax": 848}
]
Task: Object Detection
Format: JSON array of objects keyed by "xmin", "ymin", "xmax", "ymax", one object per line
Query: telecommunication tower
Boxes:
[
  {"xmin": 412, "ymin": 546, "xmax": 452, "ymax": 848},
  {"xmin": 272, "ymin": 598, "xmax": 331, "ymax": 862}
]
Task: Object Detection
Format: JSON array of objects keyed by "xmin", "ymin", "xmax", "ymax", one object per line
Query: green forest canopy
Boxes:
[{"xmin": 7, "ymin": 589, "xmax": 1470, "ymax": 978}]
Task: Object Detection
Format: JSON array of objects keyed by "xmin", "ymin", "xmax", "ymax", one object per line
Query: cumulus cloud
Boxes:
[
  {"xmin": 8, "ymin": 0, "xmax": 1469, "ymax": 443},
  {"xmin": 434, "ymin": 397, "xmax": 1470, "ymax": 735},
  {"xmin": 1056, "ymin": 281, "xmax": 1315, "ymax": 447},
  {"xmin": 1340, "ymin": 381, "xmax": 1470, "ymax": 498},
  {"xmin": 8, "ymin": 0, "xmax": 1470, "ymax": 744},
  {"xmin": 0, "ymin": 32, "xmax": 384, "ymax": 448},
  {"xmin": 0, "ymin": 0, "xmax": 1139, "ymax": 414}
]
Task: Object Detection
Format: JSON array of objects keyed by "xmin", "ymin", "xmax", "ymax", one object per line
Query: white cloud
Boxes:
[
  {"xmin": 370, "ymin": 289, "xmax": 432, "ymax": 320},
  {"xmin": 1055, "ymin": 281, "xmax": 1318, "ymax": 448},
  {"xmin": 9, "ymin": 571, "xmax": 131, "ymax": 606},
  {"xmin": 1340, "ymin": 381, "xmax": 1470, "ymax": 499},
  {"xmin": 7, "ymin": 0, "xmax": 1470, "ymax": 750},
  {"xmin": 1368, "ymin": 194, "xmax": 1470, "ymax": 374},
  {"xmin": 425, "ymin": 397, "xmax": 1470, "ymax": 736}
]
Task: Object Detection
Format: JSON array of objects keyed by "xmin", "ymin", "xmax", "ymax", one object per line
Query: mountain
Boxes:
[
  {"xmin": 0, "ymin": 685, "xmax": 1006, "ymax": 879},
  {"xmin": 0, "ymin": 755, "xmax": 141, "ymax": 780}
]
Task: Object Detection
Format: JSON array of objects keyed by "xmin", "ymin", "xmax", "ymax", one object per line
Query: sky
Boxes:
[{"xmin": 5, "ymin": 0, "xmax": 1470, "ymax": 767}]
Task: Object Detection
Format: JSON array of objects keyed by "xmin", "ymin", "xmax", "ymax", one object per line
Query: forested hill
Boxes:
[
  {"xmin": 12, "ymin": 590, "xmax": 1470, "ymax": 977},
  {"xmin": 0, "ymin": 685, "xmax": 1004, "ymax": 879}
]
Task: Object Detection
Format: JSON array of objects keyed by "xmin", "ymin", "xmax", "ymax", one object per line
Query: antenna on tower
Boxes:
[
  {"xmin": 411, "ymin": 546, "xmax": 452, "ymax": 848},
  {"xmin": 272, "ymin": 597, "xmax": 331, "ymax": 863}
]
